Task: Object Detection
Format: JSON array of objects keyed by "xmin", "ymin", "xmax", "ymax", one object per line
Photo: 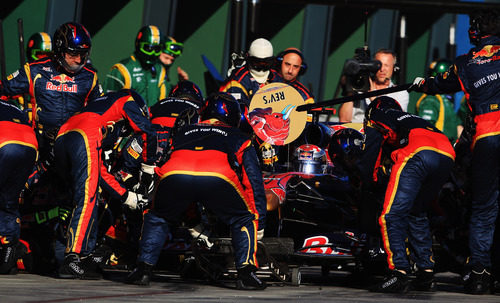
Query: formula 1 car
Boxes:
[{"xmin": 261, "ymin": 168, "xmax": 386, "ymax": 279}]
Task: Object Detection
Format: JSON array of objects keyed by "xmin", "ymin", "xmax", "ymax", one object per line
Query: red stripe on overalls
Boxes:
[
  {"xmin": 59, "ymin": 113, "xmax": 102, "ymax": 253},
  {"xmin": 472, "ymin": 110, "xmax": 500, "ymax": 150}
]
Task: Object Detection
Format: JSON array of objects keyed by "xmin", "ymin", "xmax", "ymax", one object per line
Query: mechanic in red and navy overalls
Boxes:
[
  {"xmin": 412, "ymin": 9, "xmax": 500, "ymax": 294},
  {"xmin": 116, "ymin": 80, "xmax": 203, "ymax": 192},
  {"xmin": 54, "ymin": 89, "xmax": 166, "ymax": 279},
  {"xmin": 365, "ymin": 96, "xmax": 455, "ymax": 293},
  {"xmin": 126, "ymin": 93, "xmax": 267, "ymax": 290},
  {"xmin": 0, "ymin": 22, "xmax": 99, "ymax": 171},
  {"xmin": 0, "ymin": 102, "xmax": 38, "ymax": 274},
  {"xmin": 220, "ymin": 38, "xmax": 282, "ymax": 106}
]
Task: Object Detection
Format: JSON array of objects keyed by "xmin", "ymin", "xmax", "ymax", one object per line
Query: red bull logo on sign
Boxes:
[{"xmin": 46, "ymin": 74, "xmax": 78, "ymax": 92}]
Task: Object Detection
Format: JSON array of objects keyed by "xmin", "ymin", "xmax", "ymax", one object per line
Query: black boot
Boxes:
[
  {"xmin": 412, "ymin": 269, "xmax": 436, "ymax": 291},
  {"xmin": 58, "ymin": 253, "xmax": 102, "ymax": 280},
  {"xmin": 371, "ymin": 270, "xmax": 409, "ymax": 293},
  {"xmin": 0, "ymin": 242, "xmax": 18, "ymax": 274},
  {"xmin": 126, "ymin": 262, "xmax": 153, "ymax": 286},
  {"xmin": 236, "ymin": 265, "xmax": 267, "ymax": 290},
  {"xmin": 464, "ymin": 264, "xmax": 492, "ymax": 295}
]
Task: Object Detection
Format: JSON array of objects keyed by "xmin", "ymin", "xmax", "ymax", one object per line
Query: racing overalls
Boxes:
[
  {"xmin": 0, "ymin": 102, "xmax": 38, "ymax": 246},
  {"xmin": 138, "ymin": 119, "xmax": 267, "ymax": 269},
  {"xmin": 54, "ymin": 90, "xmax": 163, "ymax": 255},
  {"xmin": 419, "ymin": 35, "xmax": 500, "ymax": 268},
  {"xmin": 118, "ymin": 96, "xmax": 201, "ymax": 180},
  {"xmin": 367, "ymin": 109, "xmax": 455, "ymax": 271},
  {"xmin": 219, "ymin": 66, "xmax": 282, "ymax": 106},
  {"xmin": 103, "ymin": 54, "xmax": 167, "ymax": 107},
  {"xmin": 0, "ymin": 57, "xmax": 100, "ymax": 170}
]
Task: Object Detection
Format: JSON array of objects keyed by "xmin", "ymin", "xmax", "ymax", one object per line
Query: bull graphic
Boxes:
[
  {"xmin": 249, "ymin": 104, "xmax": 295, "ymax": 145},
  {"xmin": 472, "ymin": 45, "xmax": 500, "ymax": 59}
]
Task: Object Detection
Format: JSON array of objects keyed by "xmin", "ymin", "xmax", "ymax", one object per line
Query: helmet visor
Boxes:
[
  {"xmin": 248, "ymin": 56, "xmax": 274, "ymax": 72},
  {"xmin": 296, "ymin": 160, "xmax": 324, "ymax": 174},
  {"xmin": 65, "ymin": 45, "xmax": 90, "ymax": 58},
  {"xmin": 31, "ymin": 49, "xmax": 51, "ymax": 61},
  {"xmin": 164, "ymin": 41, "xmax": 184, "ymax": 57},
  {"xmin": 140, "ymin": 42, "xmax": 162, "ymax": 56}
]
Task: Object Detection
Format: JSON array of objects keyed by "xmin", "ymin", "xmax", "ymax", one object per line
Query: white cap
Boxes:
[{"xmin": 248, "ymin": 38, "xmax": 273, "ymax": 58}]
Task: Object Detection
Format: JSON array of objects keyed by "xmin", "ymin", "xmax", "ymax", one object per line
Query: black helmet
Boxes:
[
  {"xmin": 169, "ymin": 81, "xmax": 204, "ymax": 103},
  {"xmin": 26, "ymin": 32, "xmax": 52, "ymax": 62},
  {"xmin": 469, "ymin": 9, "xmax": 500, "ymax": 45},
  {"xmin": 135, "ymin": 25, "xmax": 162, "ymax": 66},
  {"xmin": 328, "ymin": 128, "xmax": 365, "ymax": 165},
  {"xmin": 365, "ymin": 96, "xmax": 402, "ymax": 121},
  {"xmin": 53, "ymin": 22, "xmax": 91, "ymax": 73},
  {"xmin": 200, "ymin": 92, "xmax": 241, "ymax": 127}
]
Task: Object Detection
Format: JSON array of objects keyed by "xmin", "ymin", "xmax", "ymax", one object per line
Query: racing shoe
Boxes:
[
  {"xmin": 58, "ymin": 253, "xmax": 102, "ymax": 280},
  {"xmin": 464, "ymin": 264, "xmax": 492, "ymax": 295},
  {"xmin": 371, "ymin": 270, "xmax": 409, "ymax": 293},
  {"xmin": 412, "ymin": 269, "xmax": 436, "ymax": 291},
  {"xmin": 126, "ymin": 262, "xmax": 153, "ymax": 286},
  {"xmin": 0, "ymin": 242, "xmax": 18, "ymax": 274},
  {"xmin": 236, "ymin": 265, "xmax": 267, "ymax": 290}
]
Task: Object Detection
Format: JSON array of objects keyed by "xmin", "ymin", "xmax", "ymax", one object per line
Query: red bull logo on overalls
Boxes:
[
  {"xmin": 471, "ymin": 45, "xmax": 500, "ymax": 64},
  {"xmin": 46, "ymin": 74, "xmax": 78, "ymax": 92},
  {"xmin": 472, "ymin": 45, "xmax": 500, "ymax": 59}
]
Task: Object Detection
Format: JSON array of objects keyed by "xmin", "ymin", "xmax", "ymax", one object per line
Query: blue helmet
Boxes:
[
  {"xmin": 200, "ymin": 92, "xmax": 241, "ymax": 127},
  {"xmin": 53, "ymin": 22, "xmax": 92, "ymax": 72},
  {"xmin": 169, "ymin": 81, "xmax": 204, "ymax": 103}
]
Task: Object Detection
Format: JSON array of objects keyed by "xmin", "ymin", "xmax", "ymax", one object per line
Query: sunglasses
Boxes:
[
  {"xmin": 140, "ymin": 42, "xmax": 162, "ymax": 56},
  {"xmin": 164, "ymin": 41, "xmax": 184, "ymax": 57}
]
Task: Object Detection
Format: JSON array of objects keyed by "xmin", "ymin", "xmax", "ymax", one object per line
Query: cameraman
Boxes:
[{"xmin": 339, "ymin": 49, "xmax": 409, "ymax": 123}]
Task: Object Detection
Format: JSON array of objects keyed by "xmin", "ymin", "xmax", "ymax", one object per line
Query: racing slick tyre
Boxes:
[{"xmin": 291, "ymin": 267, "xmax": 301, "ymax": 286}]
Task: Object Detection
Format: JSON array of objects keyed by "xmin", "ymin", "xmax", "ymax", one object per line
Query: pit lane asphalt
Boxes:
[{"xmin": 1, "ymin": 267, "xmax": 499, "ymax": 303}]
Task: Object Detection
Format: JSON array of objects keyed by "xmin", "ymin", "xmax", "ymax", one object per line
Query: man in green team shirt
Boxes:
[
  {"xmin": 415, "ymin": 59, "xmax": 462, "ymax": 143},
  {"xmin": 103, "ymin": 25, "xmax": 167, "ymax": 107}
]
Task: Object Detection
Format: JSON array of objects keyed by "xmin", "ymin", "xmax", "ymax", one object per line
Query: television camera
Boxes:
[{"xmin": 341, "ymin": 46, "xmax": 381, "ymax": 94}]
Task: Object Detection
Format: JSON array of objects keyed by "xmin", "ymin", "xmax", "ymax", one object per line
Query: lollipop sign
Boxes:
[{"xmin": 249, "ymin": 83, "xmax": 307, "ymax": 145}]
